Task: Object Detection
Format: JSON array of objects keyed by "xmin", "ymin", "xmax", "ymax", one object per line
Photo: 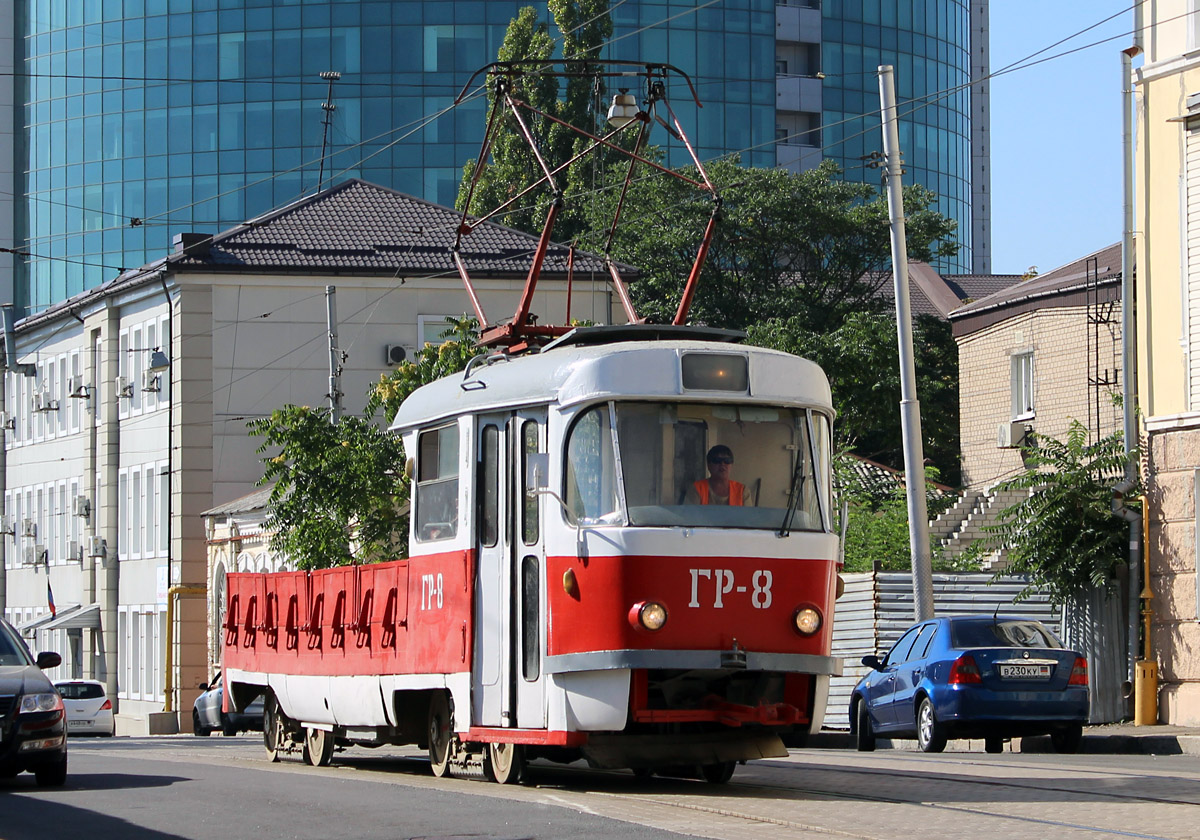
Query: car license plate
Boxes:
[
  {"xmin": 68, "ymin": 719, "xmax": 89, "ymax": 727},
  {"xmin": 999, "ymin": 663, "xmax": 1051, "ymax": 679}
]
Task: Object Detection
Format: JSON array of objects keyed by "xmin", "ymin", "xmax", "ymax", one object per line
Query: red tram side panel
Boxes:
[{"xmin": 224, "ymin": 552, "xmax": 474, "ymax": 679}]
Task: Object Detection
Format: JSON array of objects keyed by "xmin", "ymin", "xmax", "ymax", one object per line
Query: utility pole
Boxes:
[
  {"xmin": 316, "ymin": 70, "xmax": 341, "ymax": 193},
  {"xmin": 878, "ymin": 65, "xmax": 934, "ymax": 621},
  {"xmin": 326, "ymin": 285, "xmax": 343, "ymax": 423}
]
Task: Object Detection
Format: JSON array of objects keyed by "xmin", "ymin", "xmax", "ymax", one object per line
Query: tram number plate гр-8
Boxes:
[{"xmin": 998, "ymin": 662, "xmax": 1052, "ymax": 679}]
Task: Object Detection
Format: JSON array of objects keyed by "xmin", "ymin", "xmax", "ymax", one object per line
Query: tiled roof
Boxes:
[
  {"xmin": 20, "ymin": 179, "xmax": 629, "ymax": 332},
  {"xmin": 168, "ymin": 179, "xmax": 619, "ymax": 277},
  {"xmin": 949, "ymin": 242, "xmax": 1123, "ymax": 320},
  {"xmin": 871, "ymin": 263, "xmax": 1022, "ymax": 320}
]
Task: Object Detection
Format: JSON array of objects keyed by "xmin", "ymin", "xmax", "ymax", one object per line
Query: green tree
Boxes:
[
  {"xmin": 250, "ymin": 318, "xmax": 481, "ymax": 569},
  {"xmin": 971, "ymin": 421, "xmax": 1136, "ymax": 604},
  {"xmin": 456, "ymin": 2, "xmax": 612, "ymax": 238},
  {"xmin": 748, "ymin": 310, "xmax": 960, "ymax": 484},
  {"xmin": 584, "ymin": 159, "xmax": 958, "ymax": 331},
  {"xmin": 249, "ymin": 407, "xmax": 408, "ymax": 570},
  {"xmin": 836, "ymin": 455, "xmax": 966, "ymax": 573}
]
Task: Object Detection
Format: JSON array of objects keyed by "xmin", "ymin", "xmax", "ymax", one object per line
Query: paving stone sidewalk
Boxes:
[{"xmin": 809, "ymin": 723, "xmax": 1200, "ymax": 755}]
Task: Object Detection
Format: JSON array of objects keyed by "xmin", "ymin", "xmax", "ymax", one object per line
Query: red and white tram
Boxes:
[{"xmin": 223, "ymin": 324, "xmax": 840, "ymax": 784}]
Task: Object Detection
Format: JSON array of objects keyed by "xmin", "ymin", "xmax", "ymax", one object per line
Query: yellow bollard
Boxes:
[{"xmin": 1134, "ymin": 659, "xmax": 1158, "ymax": 725}]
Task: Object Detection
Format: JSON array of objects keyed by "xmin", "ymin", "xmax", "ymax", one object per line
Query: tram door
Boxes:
[{"xmin": 473, "ymin": 411, "xmax": 548, "ymax": 730}]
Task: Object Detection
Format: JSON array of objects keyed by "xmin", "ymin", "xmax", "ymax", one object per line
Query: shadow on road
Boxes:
[{"xmin": 0, "ymin": 773, "xmax": 190, "ymax": 840}]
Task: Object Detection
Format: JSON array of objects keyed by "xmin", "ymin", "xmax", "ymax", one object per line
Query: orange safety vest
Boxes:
[{"xmin": 694, "ymin": 479, "xmax": 745, "ymax": 506}]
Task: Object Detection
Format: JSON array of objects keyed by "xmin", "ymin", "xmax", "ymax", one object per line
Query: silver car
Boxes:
[{"xmin": 192, "ymin": 674, "xmax": 263, "ymax": 736}]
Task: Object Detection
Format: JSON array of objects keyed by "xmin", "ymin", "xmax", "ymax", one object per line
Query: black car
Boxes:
[
  {"xmin": 0, "ymin": 617, "xmax": 67, "ymax": 786},
  {"xmin": 192, "ymin": 674, "xmax": 264, "ymax": 736}
]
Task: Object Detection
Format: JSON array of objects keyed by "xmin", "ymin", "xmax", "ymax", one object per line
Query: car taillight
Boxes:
[
  {"xmin": 1068, "ymin": 656, "xmax": 1089, "ymax": 686},
  {"xmin": 100, "ymin": 699, "xmax": 112, "ymax": 711},
  {"xmin": 948, "ymin": 654, "xmax": 982, "ymax": 685}
]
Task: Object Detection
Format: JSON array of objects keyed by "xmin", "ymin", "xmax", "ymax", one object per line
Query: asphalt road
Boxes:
[{"xmin": 3, "ymin": 735, "xmax": 1199, "ymax": 840}]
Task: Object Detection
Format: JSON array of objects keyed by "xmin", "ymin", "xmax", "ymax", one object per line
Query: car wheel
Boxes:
[
  {"xmin": 984, "ymin": 736, "xmax": 1004, "ymax": 754},
  {"xmin": 34, "ymin": 756, "xmax": 67, "ymax": 787},
  {"xmin": 1051, "ymin": 724, "xmax": 1083, "ymax": 754},
  {"xmin": 192, "ymin": 710, "xmax": 207, "ymax": 737},
  {"xmin": 916, "ymin": 698, "xmax": 947, "ymax": 753},
  {"xmin": 700, "ymin": 761, "xmax": 736, "ymax": 784},
  {"xmin": 855, "ymin": 699, "xmax": 876, "ymax": 752},
  {"xmin": 221, "ymin": 715, "xmax": 238, "ymax": 737}
]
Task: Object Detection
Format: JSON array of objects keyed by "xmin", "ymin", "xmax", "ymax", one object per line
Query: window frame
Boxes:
[{"xmin": 1010, "ymin": 350, "xmax": 1034, "ymax": 420}]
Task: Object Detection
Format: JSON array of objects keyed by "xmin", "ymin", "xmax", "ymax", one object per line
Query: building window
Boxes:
[
  {"xmin": 1011, "ymin": 351, "xmax": 1034, "ymax": 419},
  {"xmin": 418, "ymin": 315, "xmax": 456, "ymax": 348},
  {"xmin": 776, "ymin": 59, "xmax": 788, "ymax": 76}
]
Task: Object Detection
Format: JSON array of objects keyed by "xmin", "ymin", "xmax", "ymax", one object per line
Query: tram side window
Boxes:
[
  {"xmin": 521, "ymin": 421, "xmax": 540, "ymax": 545},
  {"xmin": 416, "ymin": 424, "xmax": 459, "ymax": 541},
  {"xmin": 564, "ymin": 405, "xmax": 620, "ymax": 524}
]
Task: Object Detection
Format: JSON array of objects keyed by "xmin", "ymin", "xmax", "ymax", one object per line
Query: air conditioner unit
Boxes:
[
  {"xmin": 116, "ymin": 376, "xmax": 133, "ymax": 398},
  {"xmin": 997, "ymin": 421, "xmax": 1029, "ymax": 449},
  {"xmin": 30, "ymin": 391, "xmax": 44, "ymax": 412},
  {"xmin": 21, "ymin": 519, "xmax": 37, "ymax": 539},
  {"xmin": 87, "ymin": 535, "xmax": 107, "ymax": 559},
  {"xmin": 23, "ymin": 544, "xmax": 38, "ymax": 565},
  {"xmin": 0, "ymin": 411, "xmax": 13, "ymax": 430},
  {"xmin": 73, "ymin": 495, "xmax": 92, "ymax": 519},
  {"xmin": 36, "ymin": 386, "xmax": 59, "ymax": 412},
  {"xmin": 0, "ymin": 516, "xmax": 13, "ymax": 536},
  {"xmin": 141, "ymin": 370, "xmax": 161, "ymax": 393},
  {"xmin": 385, "ymin": 345, "xmax": 410, "ymax": 366},
  {"xmin": 67, "ymin": 540, "xmax": 81, "ymax": 561},
  {"xmin": 67, "ymin": 376, "xmax": 90, "ymax": 399}
]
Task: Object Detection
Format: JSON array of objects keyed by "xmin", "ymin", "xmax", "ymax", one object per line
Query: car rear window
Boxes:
[
  {"xmin": 951, "ymin": 620, "xmax": 1063, "ymax": 649},
  {"xmin": 56, "ymin": 683, "xmax": 105, "ymax": 699}
]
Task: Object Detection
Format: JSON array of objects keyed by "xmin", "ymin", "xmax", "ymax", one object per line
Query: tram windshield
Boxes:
[{"xmin": 564, "ymin": 402, "xmax": 831, "ymax": 532}]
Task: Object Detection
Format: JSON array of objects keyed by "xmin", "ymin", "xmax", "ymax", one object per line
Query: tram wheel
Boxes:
[
  {"xmin": 303, "ymin": 727, "xmax": 334, "ymax": 767},
  {"xmin": 427, "ymin": 692, "xmax": 452, "ymax": 778},
  {"xmin": 700, "ymin": 761, "xmax": 736, "ymax": 784},
  {"xmin": 263, "ymin": 696, "xmax": 286, "ymax": 763},
  {"xmin": 486, "ymin": 742, "xmax": 525, "ymax": 785}
]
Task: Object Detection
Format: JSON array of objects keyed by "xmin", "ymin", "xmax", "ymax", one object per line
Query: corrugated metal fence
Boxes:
[{"xmin": 826, "ymin": 571, "xmax": 1059, "ymax": 729}]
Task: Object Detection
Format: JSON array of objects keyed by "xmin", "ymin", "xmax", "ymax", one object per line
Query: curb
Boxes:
[{"xmin": 806, "ymin": 731, "xmax": 1200, "ymax": 756}]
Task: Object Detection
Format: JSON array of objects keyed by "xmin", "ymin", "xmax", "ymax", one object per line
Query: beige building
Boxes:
[
  {"xmin": 1134, "ymin": 3, "xmax": 1200, "ymax": 725},
  {"xmin": 1, "ymin": 179, "xmax": 615, "ymax": 732},
  {"xmin": 951, "ymin": 245, "xmax": 1124, "ymax": 492}
]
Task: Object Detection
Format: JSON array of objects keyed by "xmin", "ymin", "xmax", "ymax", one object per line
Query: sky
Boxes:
[{"xmin": 988, "ymin": 1, "xmax": 1136, "ymax": 275}]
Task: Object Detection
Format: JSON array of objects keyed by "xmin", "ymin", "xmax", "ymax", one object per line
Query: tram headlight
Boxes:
[
  {"xmin": 628, "ymin": 600, "xmax": 668, "ymax": 632},
  {"xmin": 792, "ymin": 606, "xmax": 822, "ymax": 636}
]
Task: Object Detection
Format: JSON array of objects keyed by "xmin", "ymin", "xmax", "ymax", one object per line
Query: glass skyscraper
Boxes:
[
  {"xmin": 13, "ymin": 0, "xmax": 983, "ymax": 313},
  {"xmin": 821, "ymin": 0, "xmax": 976, "ymax": 272}
]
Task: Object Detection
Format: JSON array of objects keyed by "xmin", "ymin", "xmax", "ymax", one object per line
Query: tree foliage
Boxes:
[
  {"xmin": 455, "ymin": 2, "xmax": 613, "ymax": 239},
  {"xmin": 583, "ymin": 159, "xmax": 958, "ymax": 332},
  {"xmin": 250, "ymin": 319, "xmax": 480, "ymax": 569},
  {"xmin": 971, "ymin": 422, "xmax": 1137, "ymax": 604},
  {"xmin": 249, "ymin": 407, "xmax": 408, "ymax": 570},
  {"xmin": 748, "ymin": 310, "xmax": 960, "ymax": 484},
  {"xmin": 836, "ymin": 455, "xmax": 968, "ymax": 573}
]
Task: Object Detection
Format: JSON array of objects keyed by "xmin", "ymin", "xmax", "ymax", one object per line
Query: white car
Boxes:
[{"xmin": 55, "ymin": 679, "xmax": 116, "ymax": 737}]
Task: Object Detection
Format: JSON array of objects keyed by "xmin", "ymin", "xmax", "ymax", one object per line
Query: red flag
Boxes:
[{"xmin": 47, "ymin": 579, "xmax": 56, "ymax": 618}]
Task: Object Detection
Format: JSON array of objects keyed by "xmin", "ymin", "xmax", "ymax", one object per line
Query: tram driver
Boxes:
[{"xmin": 684, "ymin": 444, "xmax": 746, "ymax": 506}]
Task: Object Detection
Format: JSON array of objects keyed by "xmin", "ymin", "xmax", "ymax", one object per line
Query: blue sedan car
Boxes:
[{"xmin": 849, "ymin": 615, "xmax": 1089, "ymax": 754}]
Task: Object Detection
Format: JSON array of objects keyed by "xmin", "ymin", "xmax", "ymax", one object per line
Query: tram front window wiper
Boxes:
[{"xmin": 778, "ymin": 455, "xmax": 808, "ymax": 538}]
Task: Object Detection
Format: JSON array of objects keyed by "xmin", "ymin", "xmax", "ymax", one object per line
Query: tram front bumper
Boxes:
[
  {"xmin": 581, "ymin": 728, "xmax": 787, "ymax": 770},
  {"xmin": 545, "ymin": 650, "xmax": 841, "ymax": 675}
]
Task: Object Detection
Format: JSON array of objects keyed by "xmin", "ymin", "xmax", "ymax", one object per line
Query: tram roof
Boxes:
[{"xmin": 389, "ymin": 327, "xmax": 833, "ymax": 432}]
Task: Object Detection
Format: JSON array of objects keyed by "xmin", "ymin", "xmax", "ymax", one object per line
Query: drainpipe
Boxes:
[
  {"xmin": 1, "ymin": 303, "xmax": 36, "ymax": 617},
  {"xmin": 163, "ymin": 585, "xmax": 205, "ymax": 713}
]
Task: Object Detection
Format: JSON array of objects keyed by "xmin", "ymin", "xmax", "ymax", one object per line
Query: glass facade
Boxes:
[
  {"xmin": 17, "ymin": 0, "xmax": 776, "ymax": 313},
  {"xmin": 820, "ymin": 0, "xmax": 973, "ymax": 272}
]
